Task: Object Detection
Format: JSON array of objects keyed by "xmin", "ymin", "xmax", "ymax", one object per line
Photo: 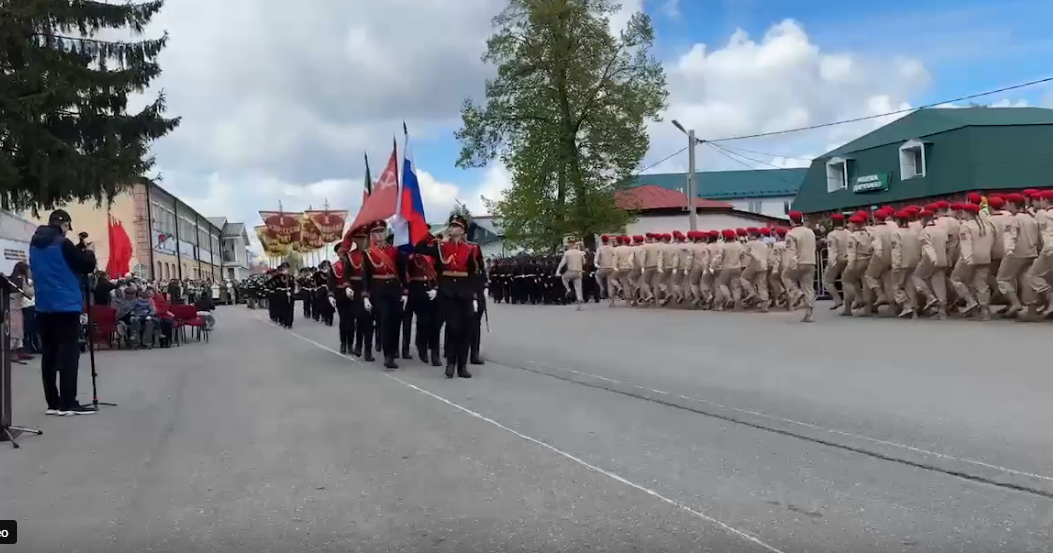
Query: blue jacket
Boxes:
[{"xmin": 28, "ymin": 224, "xmax": 97, "ymax": 313}]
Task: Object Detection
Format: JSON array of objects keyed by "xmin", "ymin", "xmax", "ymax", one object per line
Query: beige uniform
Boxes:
[
  {"xmin": 938, "ymin": 214, "xmax": 962, "ymax": 303},
  {"xmin": 951, "ymin": 217, "xmax": 995, "ymax": 311},
  {"xmin": 702, "ymin": 242, "xmax": 721, "ymax": 306},
  {"xmin": 741, "ymin": 238, "xmax": 769, "ymax": 308},
  {"xmin": 716, "ymin": 240, "xmax": 743, "ymax": 309},
  {"xmin": 595, "ymin": 242, "xmax": 615, "ymax": 299},
  {"xmin": 914, "ymin": 222, "xmax": 949, "ymax": 314},
  {"xmin": 998, "ymin": 212, "xmax": 1039, "ymax": 308},
  {"xmin": 612, "ymin": 244, "xmax": 632, "ymax": 300},
  {"xmin": 987, "ymin": 210, "xmax": 1012, "ymax": 300},
  {"xmin": 657, "ymin": 241, "xmax": 680, "ymax": 299},
  {"xmin": 842, "ymin": 229, "xmax": 872, "ymax": 314},
  {"xmin": 631, "ymin": 244, "xmax": 647, "ymax": 301},
  {"xmin": 559, "ymin": 248, "xmax": 586, "ymax": 302},
  {"xmin": 1026, "ymin": 208, "xmax": 1053, "ymax": 310},
  {"xmin": 640, "ymin": 242, "xmax": 661, "ymax": 300},
  {"xmin": 785, "ymin": 225, "xmax": 817, "ymax": 312},
  {"xmin": 823, "ymin": 228, "xmax": 850, "ymax": 306},
  {"xmin": 687, "ymin": 241, "xmax": 709, "ymax": 303},
  {"xmin": 890, "ymin": 224, "xmax": 921, "ymax": 313},
  {"xmin": 865, "ymin": 221, "xmax": 895, "ymax": 304},
  {"xmin": 768, "ymin": 240, "xmax": 785, "ymax": 305}
]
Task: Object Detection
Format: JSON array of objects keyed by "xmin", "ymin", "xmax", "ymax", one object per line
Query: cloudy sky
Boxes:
[{"xmin": 131, "ymin": 0, "xmax": 1053, "ymax": 254}]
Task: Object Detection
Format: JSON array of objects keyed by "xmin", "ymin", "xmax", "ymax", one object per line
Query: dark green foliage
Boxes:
[{"xmin": 0, "ymin": 0, "xmax": 180, "ymax": 213}]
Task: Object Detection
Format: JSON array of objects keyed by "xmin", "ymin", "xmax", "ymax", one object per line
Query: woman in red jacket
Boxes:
[{"xmin": 149, "ymin": 288, "xmax": 175, "ymax": 347}]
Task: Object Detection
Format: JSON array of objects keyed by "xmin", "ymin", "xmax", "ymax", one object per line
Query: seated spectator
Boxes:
[
  {"xmin": 194, "ymin": 293, "xmax": 216, "ymax": 330},
  {"xmin": 113, "ymin": 286, "xmax": 136, "ymax": 340},
  {"xmin": 148, "ymin": 288, "xmax": 175, "ymax": 347},
  {"xmin": 128, "ymin": 289, "xmax": 156, "ymax": 348}
]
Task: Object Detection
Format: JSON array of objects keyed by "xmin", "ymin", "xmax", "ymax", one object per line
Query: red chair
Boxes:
[
  {"xmin": 88, "ymin": 305, "xmax": 120, "ymax": 349},
  {"xmin": 170, "ymin": 304, "xmax": 210, "ymax": 343}
]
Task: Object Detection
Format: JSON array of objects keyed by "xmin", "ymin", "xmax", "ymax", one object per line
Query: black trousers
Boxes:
[
  {"xmin": 38, "ymin": 311, "xmax": 82, "ymax": 410},
  {"xmin": 302, "ymin": 293, "xmax": 312, "ymax": 317},
  {"xmin": 403, "ymin": 287, "xmax": 439, "ymax": 357},
  {"xmin": 441, "ymin": 296, "xmax": 473, "ymax": 368},
  {"xmin": 335, "ymin": 295, "xmax": 355, "ymax": 347},
  {"xmin": 470, "ymin": 295, "xmax": 486, "ymax": 360},
  {"xmin": 374, "ymin": 294, "xmax": 403, "ymax": 359}
]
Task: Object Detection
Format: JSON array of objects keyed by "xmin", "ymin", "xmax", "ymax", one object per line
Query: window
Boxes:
[
  {"xmin": 826, "ymin": 157, "xmax": 848, "ymax": 192},
  {"xmin": 747, "ymin": 200, "xmax": 763, "ymax": 214},
  {"xmin": 899, "ymin": 139, "xmax": 926, "ymax": 179}
]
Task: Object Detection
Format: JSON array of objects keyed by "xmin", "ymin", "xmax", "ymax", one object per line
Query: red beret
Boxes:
[
  {"xmin": 1005, "ymin": 193, "xmax": 1026, "ymax": 204},
  {"xmin": 722, "ymin": 229, "xmax": 736, "ymax": 240},
  {"xmin": 987, "ymin": 196, "xmax": 1005, "ymax": 209},
  {"xmin": 966, "ymin": 192, "xmax": 983, "ymax": 205},
  {"xmin": 775, "ymin": 227, "xmax": 788, "ymax": 236},
  {"xmin": 788, "ymin": 210, "xmax": 804, "ymax": 222},
  {"xmin": 1040, "ymin": 190, "xmax": 1053, "ymax": 200},
  {"xmin": 830, "ymin": 213, "xmax": 845, "ymax": 222},
  {"xmin": 854, "ymin": 210, "xmax": 870, "ymax": 219},
  {"xmin": 918, "ymin": 209, "xmax": 934, "ymax": 218},
  {"xmin": 848, "ymin": 215, "xmax": 866, "ymax": 225},
  {"xmin": 633, "ymin": 235, "xmax": 645, "ymax": 242},
  {"xmin": 881, "ymin": 205, "xmax": 894, "ymax": 212},
  {"xmin": 759, "ymin": 227, "xmax": 771, "ymax": 236},
  {"xmin": 934, "ymin": 200, "xmax": 950, "ymax": 210},
  {"xmin": 745, "ymin": 227, "xmax": 758, "ymax": 235},
  {"xmin": 600, "ymin": 234, "xmax": 610, "ymax": 242},
  {"xmin": 892, "ymin": 210, "xmax": 908, "ymax": 219},
  {"xmin": 965, "ymin": 204, "xmax": 981, "ymax": 213},
  {"xmin": 1024, "ymin": 189, "xmax": 1039, "ymax": 197},
  {"xmin": 873, "ymin": 210, "xmax": 889, "ymax": 220},
  {"xmin": 905, "ymin": 205, "xmax": 921, "ymax": 213}
]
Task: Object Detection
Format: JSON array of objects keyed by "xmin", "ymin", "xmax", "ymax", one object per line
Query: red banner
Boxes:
[
  {"xmin": 349, "ymin": 141, "xmax": 399, "ymax": 232},
  {"xmin": 259, "ymin": 210, "xmax": 303, "ymax": 245},
  {"xmin": 305, "ymin": 209, "xmax": 348, "ymax": 243}
]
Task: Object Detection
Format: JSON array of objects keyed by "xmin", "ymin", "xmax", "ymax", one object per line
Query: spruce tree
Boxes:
[{"xmin": 0, "ymin": 0, "xmax": 180, "ymax": 213}]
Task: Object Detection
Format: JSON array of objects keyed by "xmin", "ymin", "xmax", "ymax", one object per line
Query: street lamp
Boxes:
[{"xmin": 671, "ymin": 119, "xmax": 701, "ymax": 231}]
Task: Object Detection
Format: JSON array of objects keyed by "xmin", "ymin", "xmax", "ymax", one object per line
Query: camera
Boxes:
[{"xmin": 77, "ymin": 231, "xmax": 91, "ymax": 250}]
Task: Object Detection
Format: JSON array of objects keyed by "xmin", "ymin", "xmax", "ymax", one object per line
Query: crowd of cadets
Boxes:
[
  {"xmin": 250, "ymin": 214, "xmax": 487, "ymax": 379},
  {"xmin": 489, "ymin": 188, "xmax": 1053, "ymax": 323}
]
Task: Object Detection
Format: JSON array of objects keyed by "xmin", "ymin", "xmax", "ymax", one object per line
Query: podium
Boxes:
[{"xmin": 0, "ymin": 275, "xmax": 41, "ymax": 448}]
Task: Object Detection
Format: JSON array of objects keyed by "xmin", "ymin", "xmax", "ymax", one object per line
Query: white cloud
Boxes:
[{"xmin": 647, "ymin": 19, "xmax": 931, "ymax": 171}]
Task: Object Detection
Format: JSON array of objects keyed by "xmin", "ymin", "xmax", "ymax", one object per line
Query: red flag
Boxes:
[
  {"xmin": 350, "ymin": 138, "xmax": 399, "ymax": 231},
  {"xmin": 106, "ymin": 214, "xmax": 133, "ymax": 278}
]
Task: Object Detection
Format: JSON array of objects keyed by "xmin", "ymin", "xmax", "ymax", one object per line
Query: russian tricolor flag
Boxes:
[{"xmin": 393, "ymin": 122, "xmax": 429, "ymax": 252}]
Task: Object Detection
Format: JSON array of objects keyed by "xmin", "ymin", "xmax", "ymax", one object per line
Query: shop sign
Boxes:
[{"xmin": 852, "ymin": 173, "xmax": 890, "ymax": 193}]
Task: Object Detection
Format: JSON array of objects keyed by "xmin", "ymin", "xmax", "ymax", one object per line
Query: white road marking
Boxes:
[
  {"xmin": 262, "ymin": 316, "xmax": 787, "ymax": 553},
  {"xmin": 526, "ymin": 360, "xmax": 1053, "ymax": 484}
]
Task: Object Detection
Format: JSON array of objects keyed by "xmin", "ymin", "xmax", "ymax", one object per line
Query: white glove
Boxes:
[
  {"xmin": 345, "ymin": 287, "xmax": 353, "ymax": 299},
  {"xmin": 427, "ymin": 289, "xmax": 437, "ymax": 301},
  {"xmin": 363, "ymin": 297, "xmax": 372, "ymax": 312},
  {"xmin": 657, "ymin": 267, "xmax": 664, "ymax": 273},
  {"xmin": 473, "ymin": 300, "xmax": 479, "ymax": 312},
  {"xmin": 683, "ymin": 269, "xmax": 690, "ymax": 275},
  {"xmin": 401, "ymin": 295, "xmax": 408, "ymax": 308},
  {"xmin": 553, "ymin": 272, "xmax": 559, "ymax": 277},
  {"xmin": 328, "ymin": 296, "xmax": 336, "ymax": 309}
]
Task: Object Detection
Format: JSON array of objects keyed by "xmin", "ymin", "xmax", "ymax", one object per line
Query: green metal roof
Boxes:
[
  {"xmin": 633, "ymin": 168, "xmax": 806, "ymax": 200},
  {"xmin": 826, "ymin": 107, "xmax": 1053, "ymax": 158}
]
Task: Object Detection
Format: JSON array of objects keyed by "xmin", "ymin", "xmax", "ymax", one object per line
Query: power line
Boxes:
[
  {"xmin": 707, "ymin": 76, "xmax": 1053, "ymax": 143},
  {"xmin": 708, "ymin": 142, "xmax": 801, "ymax": 172},
  {"xmin": 714, "ymin": 144, "xmax": 815, "ymax": 161},
  {"xmin": 703, "ymin": 142, "xmax": 799, "ymax": 188},
  {"xmin": 637, "ymin": 146, "xmax": 687, "ymax": 173}
]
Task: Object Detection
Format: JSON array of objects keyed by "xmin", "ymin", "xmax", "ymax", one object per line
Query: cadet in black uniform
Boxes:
[
  {"xmin": 403, "ymin": 241, "xmax": 441, "ymax": 364},
  {"xmin": 468, "ymin": 235, "xmax": 487, "ymax": 366},
  {"xmin": 361, "ymin": 220, "xmax": 407, "ymax": 369},
  {"xmin": 417, "ymin": 214, "xmax": 476, "ymax": 378},
  {"xmin": 328, "ymin": 244, "xmax": 355, "ymax": 353},
  {"xmin": 298, "ymin": 268, "xmax": 314, "ymax": 319},
  {"xmin": 316, "ymin": 259, "xmax": 335, "ymax": 326}
]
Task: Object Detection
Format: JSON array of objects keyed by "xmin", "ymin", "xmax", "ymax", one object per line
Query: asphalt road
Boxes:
[{"xmin": 2, "ymin": 301, "xmax": 1051, "ymax": 552}]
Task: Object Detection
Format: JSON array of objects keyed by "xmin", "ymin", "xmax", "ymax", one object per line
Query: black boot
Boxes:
[
  {"xmin": 339, "ymin": 342, "xmax": 347, "ymax": 354},
  {"xmin": 351, "ymin": 342, "xmax": 362, "ymax": 357},
  {"xmin": 445, "ymin": 362, "xmax": 455, "ymax": 378},
  {"xmin": 457, "ymin": 365, "xmax": 473, "ymax": 379},
  {"xmin": 418, "ymin": 348, "xmax": 428, "ymax": 363},
  {"xmin": 431, "ymin": 352, "xmax": 443, "ymax": 367},
  {"xmin": 363, "ymin": 338, "xmax": 375, "ymax": 362},
  {"xmin": 384, "ymin": 356, "xmax": 399, "ymax": 369}
]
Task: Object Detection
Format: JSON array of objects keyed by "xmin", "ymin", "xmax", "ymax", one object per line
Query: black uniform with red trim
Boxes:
[
  {"xmin": 328, "ymin": 246, "xmax": 355, "ymax": 353},
  {"xmin": 467, "ymin": 240, "xmax": 487, "ymax": 365},
  {"xmin": 417, "ymin": 214, "xmax": 477, "ymax": 378},
  {"xmin": 361, "ymin": 220, "xmax": 408, "ymax": 369},
  {"xmin": 402, "ymin": 247, "xmax": 441, "ymax": 366}
]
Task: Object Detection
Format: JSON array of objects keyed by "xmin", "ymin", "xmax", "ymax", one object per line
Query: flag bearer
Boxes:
[
  {"xmin": 418, "ymin": 214, "xmax": 478, "ymax": 378},
  {"xmin": 404, "ymin": 240, "xmax": 441, "ymax": 366},
  {"xmin": 361, "ymin": 220, "xmax": 407, "ymax": 369}
]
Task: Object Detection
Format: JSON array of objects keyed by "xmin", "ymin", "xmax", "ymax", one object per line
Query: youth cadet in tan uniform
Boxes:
[
  {"xmin": 741, "ymin": 227, "xmax": 769, "ymax": 311},
  {"xmin": 823, "ymin": 213, "xmax": 850, "ymax": 310},
  {"xmin": 841, "ymin": 214, "xmax": 872, "ymax": 316},
  {"xmin": 866, "ymin": 208, "xmax": 895, "ymax": 309},
  {"xmin": 769, "ymin": 228, "xmax": 787, "ymax": 308},
  {"xmin": 556, "ymin": 240, "xmax": 586, "ymax": 309},
  {"xmin": 1025, "ymin": 190, "xmax": 1053, "ymax": 317},
  {"xmin": 629, "ymin": 235, "xmax": 646, "ymax": 305},
  {"xmin": 639, "ymin": 234, "xmax": 660, "ymax": 304},
  {"xmin": 952, "ymin": 202, "xmax": 994, "ymax": 319},
  {"xmin": 595, "ymin": 234, "xmax": 616, "ymax": 303},
  {"xmin": 999, "ymin": 193, "xmax": 1038, "ymax": 318},
  {"xmin": 935, "ymin": 200, "xmax": 961, "ymax": 306},
  {"xmin": 785, "ymin": 211, "xmax": 817, "ymax": 322},
  {"xmin": 890, "ymin": 210, "xmax": 921, "ymax": 318},
  {"xmin": 986, "ymin": 195, "xmax": 1011, "ymax": 307},
  {"xmin": 914, "ymin": 207, "xmax": 949, "ymax": 319},
  {"xmin": 685, "ymin": 231, "xmax": 707, "ymax": 306}
]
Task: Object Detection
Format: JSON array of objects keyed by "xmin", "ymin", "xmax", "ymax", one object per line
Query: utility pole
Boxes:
[{"xmin": 672, "ymin": 120, "xmax": 700, "ymax": 231}]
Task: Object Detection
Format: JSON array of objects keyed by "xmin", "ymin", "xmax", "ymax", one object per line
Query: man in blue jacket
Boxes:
[{"xmin": 29, "ymin": 210, "xmax": 98, "ymax": 416}]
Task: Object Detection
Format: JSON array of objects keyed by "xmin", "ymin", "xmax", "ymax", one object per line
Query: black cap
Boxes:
[{"xmin": 49, "ymin": 209, "xmax": 73, "ymax": 229}]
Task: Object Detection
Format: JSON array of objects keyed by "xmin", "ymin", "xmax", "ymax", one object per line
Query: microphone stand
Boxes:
[
  {"xmin": 0, "ymin": 273, "xmax": 42, "ymax": 448},
  {"xmin": 82, "ymin": 275, "xmax": 116, "ymax": 410}
]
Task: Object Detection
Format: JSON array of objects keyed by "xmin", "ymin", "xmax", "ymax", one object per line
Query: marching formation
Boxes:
[
  {"xmin": 255, "ymin": 214, "xmax": 488, "ymax": 379},
  {"xmin": 564, "ymin": 210, "xmax": 819, "ymax": 322}
]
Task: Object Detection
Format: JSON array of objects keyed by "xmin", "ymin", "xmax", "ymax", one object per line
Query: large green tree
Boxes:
[
  {"xmin": 0, "ymin": 0, "xmax": 180, "ymax": 212},
  {"xmin": 457, "ymin": 0, "xmax": 667, "ymax": 251}
]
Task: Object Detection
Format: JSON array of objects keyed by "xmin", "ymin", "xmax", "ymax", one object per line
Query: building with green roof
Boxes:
[
  {"xmin": 791, "ymin": 107, "xmax": 1053, "ymax": 213},
  {"xmin": 632, "ymin": 168, "xmax": 806, "ymax": 219}
]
